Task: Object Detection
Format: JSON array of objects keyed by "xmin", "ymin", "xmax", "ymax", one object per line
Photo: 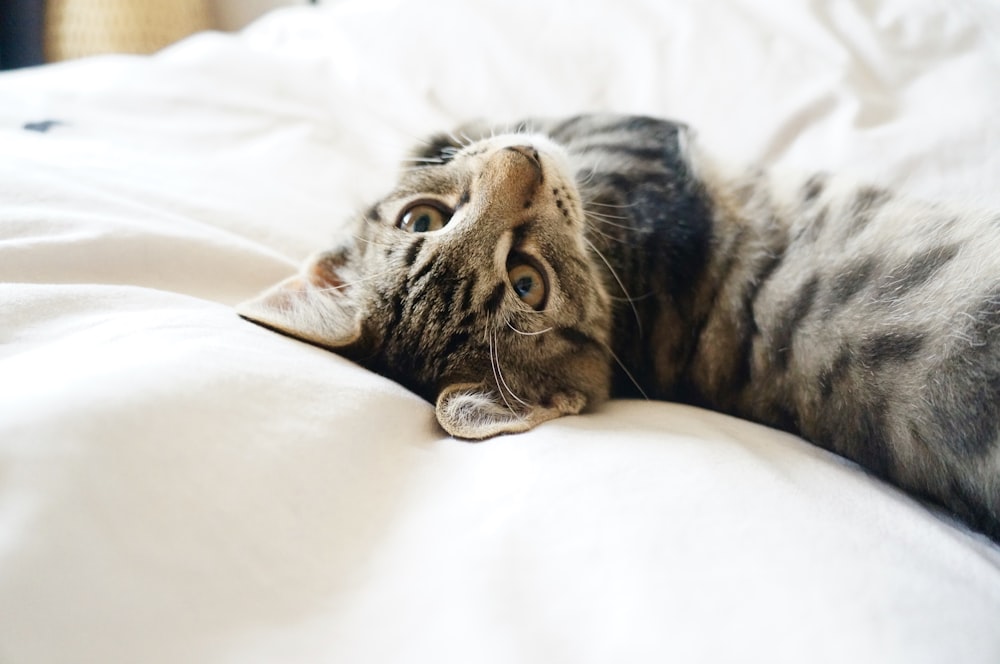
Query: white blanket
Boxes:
[{"xmin": 2, "ymin": 0, "xmax": 999, "ymax": 661}]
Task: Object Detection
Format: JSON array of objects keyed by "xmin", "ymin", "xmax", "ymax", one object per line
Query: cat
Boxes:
[{"xmin": 238, "ymin": 114, "xmax": 1000, "ymax": 543}]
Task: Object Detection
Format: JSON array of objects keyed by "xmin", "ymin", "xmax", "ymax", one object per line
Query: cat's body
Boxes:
[{"xmin": 239, "ymin": 114, "xmax": 1000, "ymax": 542}]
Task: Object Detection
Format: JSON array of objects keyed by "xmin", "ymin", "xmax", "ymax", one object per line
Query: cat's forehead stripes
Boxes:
[
  {"xmin": 403, "ymin": 237, "xmax": 425, "ymax": 267},
  {"xmin": 483, "ymin": 282, "xmax": 507, "ymax": 315},
  {"xmin": 388, "ymin": 169, "xmax": 468, "ymax": 207}
]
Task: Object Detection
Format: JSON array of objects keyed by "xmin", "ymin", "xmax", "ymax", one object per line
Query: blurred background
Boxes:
[{"xmin": 0, "ymin": 0, "xmax": 324, "ymax": 69}]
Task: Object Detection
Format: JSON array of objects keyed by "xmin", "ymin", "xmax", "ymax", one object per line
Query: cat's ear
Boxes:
[
  {"xmin": 236, "ymin": 249, "xmax": 364, "ymax": 348},
  {"xmin": 435, "ymin": 383, "xmax": 587, "ymax": 439}
]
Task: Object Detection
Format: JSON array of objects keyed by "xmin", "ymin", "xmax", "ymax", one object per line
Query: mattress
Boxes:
[{"xmin": 2, "ymin": 0, "xmax": 999, "ymax": 661}]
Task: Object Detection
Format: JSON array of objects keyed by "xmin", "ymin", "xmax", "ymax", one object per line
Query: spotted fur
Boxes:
[{"xmin": 239, "ymin": 114, "xmax": 1000, "ymax": 542}]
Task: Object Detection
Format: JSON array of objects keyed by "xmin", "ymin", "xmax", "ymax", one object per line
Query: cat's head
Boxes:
[{"xmin": 238, "ymin": 128, "xmax": 613, "ymax": 439}]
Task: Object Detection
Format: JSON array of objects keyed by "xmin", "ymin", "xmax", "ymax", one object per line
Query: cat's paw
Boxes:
[{"xmin": 435, "ymin": 382, "xmax": 586, "ymax": 439}]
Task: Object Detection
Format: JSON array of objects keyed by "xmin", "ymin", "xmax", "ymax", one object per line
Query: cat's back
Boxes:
[{"xmin": 708, "ymin": 166, "xmax": 1000, "ymax": 538}]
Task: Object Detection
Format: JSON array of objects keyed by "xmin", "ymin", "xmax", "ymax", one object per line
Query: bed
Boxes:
[{"xmin": 2, "ymin": 0, "xmax": 999, "ymax": 661}]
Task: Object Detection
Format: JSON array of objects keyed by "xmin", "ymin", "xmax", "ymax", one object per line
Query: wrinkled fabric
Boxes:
[{"xmin": 1, "ymin": 0, "xmax": 999, "ymax": 662}]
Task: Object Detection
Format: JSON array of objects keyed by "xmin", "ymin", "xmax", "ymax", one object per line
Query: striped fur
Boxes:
[{"xmin": 239, "ymin": 114, "xmax": 1000, "ymax": 542}]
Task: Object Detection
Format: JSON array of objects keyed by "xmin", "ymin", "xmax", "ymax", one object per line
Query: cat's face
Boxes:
[{"xmin": 238, "ymin": 131, "xmax": 614, "ymax": 438}]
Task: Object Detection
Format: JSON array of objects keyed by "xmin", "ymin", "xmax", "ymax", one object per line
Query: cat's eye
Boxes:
[
  {"xmin": 397, "ymin": 202, "xmax": 452, "ymax": 233},
  {"xmin": 508, "ymin": 260, "xmax": 547, "ymax": 310}
]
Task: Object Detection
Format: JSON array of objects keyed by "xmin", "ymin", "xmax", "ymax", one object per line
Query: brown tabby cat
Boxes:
[{"xmin": 238, "ymin": 114, "xmax": 1000, "ymax": 542}]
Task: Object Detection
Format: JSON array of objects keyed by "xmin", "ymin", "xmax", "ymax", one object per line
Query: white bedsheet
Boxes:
[{"xmin": 2, "ymin": 0, "xmax": 1000, "ymax": 662}]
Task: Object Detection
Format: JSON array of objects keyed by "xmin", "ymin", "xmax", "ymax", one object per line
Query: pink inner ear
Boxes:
[
  {"xmin": 268, "ymin": 278, "xmax": 307, "ymax": 310},
  {"xmin": 236, "ymin": 249, "xmax": 364, "ymax": 349},
  {"xmin": 310, "ymin": 256, "xmax": 346, "ymax": 290}
]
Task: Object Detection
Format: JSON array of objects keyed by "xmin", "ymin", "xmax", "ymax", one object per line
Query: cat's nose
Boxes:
[
  {"xmin": 503, "ymin": 145, "xmax": 543, "ymax": 177},
  {"xmin": 478, "ymin": 144, "xmax": 544, "ymax": 208}
]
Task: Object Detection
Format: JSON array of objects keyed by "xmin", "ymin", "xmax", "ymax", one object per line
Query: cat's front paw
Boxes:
[{"xmin": 435, "ymin": 382, "xmax": 586, "ymax": 439}]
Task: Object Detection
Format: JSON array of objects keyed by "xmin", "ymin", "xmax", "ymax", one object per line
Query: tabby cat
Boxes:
[{"xmin": 238, "ymin": 114, "xmax": 1000, "ymax": 542}]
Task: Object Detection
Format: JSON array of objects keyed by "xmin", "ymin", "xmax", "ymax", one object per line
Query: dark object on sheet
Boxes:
[{"xmin": 23, "ymin": 119, "xmax": 64, "ymax": 132}]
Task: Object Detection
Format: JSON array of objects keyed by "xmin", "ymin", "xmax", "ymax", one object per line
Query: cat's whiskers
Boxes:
[
  {"xmin": 599, "ymin": 340, "xmax": 650, "ymax": 401},
  {"xmin": 607, "ymin": 292, "xmax": 655, "ymax": 303},
  {"xmin": 360, "ymin": 214, "xmax": 391, "ymax": 233},
  {"xmin": 584, "ymin": 215, "xmax": 635, "ymax": 243},
  {"xmin": 583, "ymin": 236, "xmax": 643, "ymax": 337},
  {"xmin": 484, "ymin": 321, "xmax": 514, "ymax": 414},
  {"xmin": 457, "ymin": 130, "xmax": 476, "ymax": 148},
  {"xmin": 504, "ymin": 316, "xmax": 553, "ymax": 336},
  {"xmin": 585, "ymin": 199, "xmax": 637, "ymax": 210},
  {"xmin": 583, "ymin": 221, "xmax": 629, "ymax": 247},
  {"xmin": 513, "ymin": 120, "xmax": 536, "ymax": 136},
  {"xmin": 486, "ymin": 322, "xmax": 529, "ymax": 415},
  {"xmin": 445, "ymin": 130, "xmax": 478, "ymax": 153},
  {"xmin": 352, "ymin": 233, "xmax": 392, "ymax": 249},
  {"xmin": 574, "ymin": 152, "xmax": 610, "ymax": 189},
  {"xmin": 575, "ymin": 168, "xmax": 600, "ymax": 188},
  {"xmin": 309, "ymin": 269, "xmax": 394, "ymax": 294},
  {"xmin": 400, "ymin": 157, "xmax": 447, "ymax": 165},
  {"xmin": 494, "ymin": 327, "xmax": 531, "ymax": 408},
  {"xmin": 585, "ymin": 209, "xmax": 631, "ymax": 224}
]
